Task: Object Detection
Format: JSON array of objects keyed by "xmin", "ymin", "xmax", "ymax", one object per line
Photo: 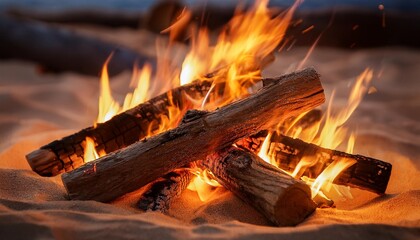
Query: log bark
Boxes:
[
  {"xmin": 238, "ymin": 132, "xmax": 392, "ymax": 194},
  {"xmin": 137, "ymin": 168, "xmax": 193, "ymax": 213},
  {"xmin": 203, "ymin": 147, "xmax": 316, "ymax": 226},
  {"xmin": 26, "ymin": 79, "xmax": 214, "ymax": 176},
  {"xmin": 61, "ymin": 67, "xmax": 325, "ymax": 202}
]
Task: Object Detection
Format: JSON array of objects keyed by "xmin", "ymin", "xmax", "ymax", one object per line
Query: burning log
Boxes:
[
  {"xmin": 26, "ymin": 65, "xmax": 275, "ymax": 177},
  {"xmin": 26, "ymin": 79, "xmax": 214, "ymax": 176},
  {"xmin": 136, "ymin": 109, "xmax": 323, "ymax": 212},
  {"xmin": 137, "ymin": 168, "xmax": 193, "ymax": 213},
  {"xmin": 238, "ymin": 132, "xmax": 392, "ymax": 194},
  {"xmin": 203, "ymin": 147, "xmax": 316, "ymax": 226},
  {"xmin": 61, "ymin": 68, "xmax": 325, "ymax": 202}
]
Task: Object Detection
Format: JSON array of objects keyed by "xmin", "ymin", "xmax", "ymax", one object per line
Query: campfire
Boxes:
[{"xmin": 25, "ymin": 0, "xmax": 392, "ymax": 227}]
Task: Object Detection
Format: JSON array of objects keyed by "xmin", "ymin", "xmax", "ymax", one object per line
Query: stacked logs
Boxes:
[{"xmin": 26, "ymin": 68, "xmax": 392, "ymax": 226}]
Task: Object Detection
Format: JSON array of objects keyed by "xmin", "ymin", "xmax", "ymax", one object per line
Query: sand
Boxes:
[{"xmin": 0, "ymin": 29, "xmax": 420, "ymax": 239}]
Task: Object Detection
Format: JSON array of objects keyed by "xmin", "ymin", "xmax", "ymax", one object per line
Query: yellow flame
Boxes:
[
  {"xmin": 346, "ymin": 133, "xmax": 356, "ymax": 154},
  {"xmin": 258, "ymin": 132, "xmax": 277, "ymax": 165},
  {"xmin": 179, "ymin": 0, "xmax": 298, "ymax": 108},
  {"xmin": 122, "ymin": 63, "xmax": 152, "ymax": 111},
  {"xmin": 83, "ymin": 137, "xmax": 106, "ymax": 163},
  {"xmin": 310, "ymin": 158, "xmax": 357, "ymax": 197},
  {"xmin": 294, "ymin": 69, "xmax": 372, "ymax": 199},
  {"xmin": 287, "ymin": 68, "xmax": 372, "ymax": 161},
  {"xmin": 181, "ymin": 1, "xmax": 299, "ymax": 199},
  {"xmin": 90, "ymin": 61, "xmax": 154, "ymax": 162},
  {"xmin": 257, "ymin": 69, "xmax": 373, "ymax": 200},
  {"xmin": 96, "ymin": 56, "xmax": 120, "ymax": 124},
  {"xmin": 187, "ymin": 167, "xmax": 221, "ymax": 202},
  {"xmin": 88, "ymin": 0, "xmax": 303, "ymax": 200}
]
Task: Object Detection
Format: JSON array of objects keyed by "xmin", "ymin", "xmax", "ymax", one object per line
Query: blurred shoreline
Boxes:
[{"xmin": 1, "ymin": 0, "xmax": 419, "ymax": 13}]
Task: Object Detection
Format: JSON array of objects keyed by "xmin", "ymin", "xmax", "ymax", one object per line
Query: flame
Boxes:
[
  {"xmin": 294, "ymin": 69, "xmax": 372, "ymax": 198},
  {"xmin": 176, "ymin": 0, "xmax": 299, "ymax": 200},
  {"xmin": 258, "ymin": 69, "xmax": 373, "ymax": 199},
  {"xmin": 87, "ymin": 0, "xmax": 332, "ymax": 201},
  {"xmin": 286, "ymin": 68, "xmax": 373, "ymax": 153},
  {"xmin": 160, "ymin": 7, "xmax": 192, "ymax": 43},
  {"xmin": 122, "ymin": 63, "xmax": 152, "ymax": 111},
  {"xmin": 85, "ymin": 0, "xmax": 374, "ymax": 203},
  {"xmin": 83, "ymin": 137, "xmax": 105, "ymax": 163},
  {"xmin": 310, "ymin": 158, "xmax": 357, "ymax": 198},
  {"xmin": 89, "ymin": 61, "xmax": 154, "ymax": 162},
  {"xmin": 96, "ymin": 56, "xmax": 120, "ymax": 124},
  {"xmin": 258, "ymin": 132, "xmax": 276, "ymax": 165},
  {"xmin": 187, "ymin": 166, "xmax": 221, "ymax": 202},
  {"xmin": 179, "ymin": 0, "xmax": 299, "ymax": 109}
]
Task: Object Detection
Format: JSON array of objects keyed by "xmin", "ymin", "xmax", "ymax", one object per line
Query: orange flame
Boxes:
[
  {"xmin": 89, "ymin": 61, "xmax": 154, "ymax": 162},
  {"xmin": 87, "ymin": 0, "xmax": 370, "ymax": 202},
  {"xmin": 187, "ymin": 167, "xmax": 221, "ymax": 202},
  {"xmin": 310, "ymin": 158, "xmax": 357, "ymax": 198},
  {"xmin": 122, "ymin": 63, "xmax": 152, "ymax": 111},
  {"xmin": 83, "ymin": 137, "xmax": 98, "ymax": 163},
  {"xmin": 96, "ymin": 56, "xmax": 120, "ymax": 124},
  {"xmin": 177, "ymin": 0, "xmax": 299, "ymax": 200},
  {"xmin": 83, "ymin": 137, "xmax": 105, "ymax": 163},
  {"xmin": 178, "ymin": 0, "xmax": 299, "ymax": 111},
  {"xmin": 259, "ymin": 69, "xmax": 374, "ymax": 199},
  {"xmin": 86, "ymin": 0, "xmax": 373, "ymax": 203}
]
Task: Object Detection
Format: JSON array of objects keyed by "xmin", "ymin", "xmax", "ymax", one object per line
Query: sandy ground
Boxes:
[{"xmin": 0, "ymin": 34, "xmax": 420, "ymax": 239}]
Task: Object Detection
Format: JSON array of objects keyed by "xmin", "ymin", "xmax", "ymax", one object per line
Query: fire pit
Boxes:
[{"xmin": 0, "ymin": 0, "xmax": 419, "ymax": 239}]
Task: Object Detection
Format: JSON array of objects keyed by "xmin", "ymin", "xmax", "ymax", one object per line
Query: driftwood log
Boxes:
[
  {"xmin": 26, "ymin": 79, "xmax": 214, "ymax": 176},
  {"xmin": 137, "ymin": 168, "xmax": 193, "ymax": 213},
  {"xmin": 0, "ymin": 16, "xmax": 154, "ymax": 76},
  {"xmin": 61, "ymin": 68, "xmax": 325, "ymax": 202},
  {"xmin": 203, "ymin": 147, "xmax": 316, "ymax": 226},
  {"xmin": 238, "ymin": 132, "xmax": 392, "ymax": 194}
]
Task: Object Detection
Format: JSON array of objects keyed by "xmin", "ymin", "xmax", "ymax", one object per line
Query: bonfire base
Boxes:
[{"xmin": 61, "ymin": 68, "xmax": 325, "ymax": 202}]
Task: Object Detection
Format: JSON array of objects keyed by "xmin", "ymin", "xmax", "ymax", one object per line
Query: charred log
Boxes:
[
  {"xmin": 238, "ymin": 132, "xmax": 392, "ymax": 194},
  {"xmin": 137, "ymin": 168, "xmax": 193, "ymax": 213},
  {"xmin": 26, "ymin": 79, "xmax": 214, "ymax": 176}
]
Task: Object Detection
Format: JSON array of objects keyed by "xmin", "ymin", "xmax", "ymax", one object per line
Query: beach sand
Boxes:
[{"xmin": 0, "ymin": 26, "xmax": 419, "ymax": 239}]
